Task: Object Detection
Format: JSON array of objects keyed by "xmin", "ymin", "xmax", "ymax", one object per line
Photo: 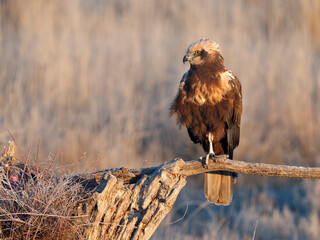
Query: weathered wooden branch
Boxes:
[
  {"xmin": 75, "ymin": 155, "xmax": 320, "ymax": 186},
  {"xmin": 76, "ymin": 158, "xmax": 187, "ymax": 240},
  {"xmin": 73, "ymin": 155, "xmax": 320, "ymax": 240},
  {"xmin": 2, "ymin": 140, "xmax": 320, "ymax": 240}
]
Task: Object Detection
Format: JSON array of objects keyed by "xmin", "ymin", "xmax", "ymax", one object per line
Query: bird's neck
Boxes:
[
  {"xmin": 191, "ymin": 59, "xmax": 225, "ymax": 76},
  {"xmin": 191, "ymin": 51, "xmax": 225, "ymax": 73}
]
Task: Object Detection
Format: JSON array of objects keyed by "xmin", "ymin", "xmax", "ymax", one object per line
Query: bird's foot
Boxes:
[{"xmin": 202, "ymin": 152, "xmax": 215, "ymax": 168}]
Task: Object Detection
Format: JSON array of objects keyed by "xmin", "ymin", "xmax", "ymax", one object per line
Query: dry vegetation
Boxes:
[
  {"xmin": 0, "ymin": 0, "xmax": 320, "ymax": 239},
  {"xmin": 0, "ymin": 142, "xmax": 88, "ymax": 239},
  {"xmin": 0, "ymin": 168, "xmax": 86, "ymax": 239}
]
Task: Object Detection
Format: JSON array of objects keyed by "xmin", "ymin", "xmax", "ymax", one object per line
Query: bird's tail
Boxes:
[{"xmin": 204, "ymin": 171, "xmax": 236, "ymax": 205}]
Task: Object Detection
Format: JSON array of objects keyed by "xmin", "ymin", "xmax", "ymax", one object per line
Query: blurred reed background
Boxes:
[{"xmin": 0, "ymin": 0, "xmax": 320, "ymax": 239}]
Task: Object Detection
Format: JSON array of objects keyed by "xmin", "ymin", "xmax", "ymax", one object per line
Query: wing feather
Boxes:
[{"xmin": 226, "ymin": 76, "xmax": 242, "ymax": 159}]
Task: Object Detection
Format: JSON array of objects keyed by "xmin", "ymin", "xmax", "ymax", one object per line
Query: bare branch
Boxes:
[
  {"xmin": 69, "ymin": 156, "xmax": 320, "ymax": 239},
  {"xmin": 182, "ymin": 155, "xmax": 320, "ymax": 179},
  {"xmin": 74, "ymin": 155, "xmax": 320, "ymax": 186}
]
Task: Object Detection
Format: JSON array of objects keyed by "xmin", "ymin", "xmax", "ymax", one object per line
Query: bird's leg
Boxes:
[{"xmin": 205, "ymin": 133, "xmax": 215, "ymax": 166}]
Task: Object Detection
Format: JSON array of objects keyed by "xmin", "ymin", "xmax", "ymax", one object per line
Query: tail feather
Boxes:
[{"xmin": 205, "ymin": 171, "xmax": 233, "ymax": 205}]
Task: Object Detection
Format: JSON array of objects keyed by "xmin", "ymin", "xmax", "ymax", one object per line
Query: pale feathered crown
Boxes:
[{"xmin": 186, "ymin": 38, "xmax": 220, "ymax": 54}]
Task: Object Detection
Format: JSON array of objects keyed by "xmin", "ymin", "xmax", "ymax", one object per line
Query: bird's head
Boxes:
[{"xmin": 183, "ymin": 39, "xmax": 221, "ymax": 66}]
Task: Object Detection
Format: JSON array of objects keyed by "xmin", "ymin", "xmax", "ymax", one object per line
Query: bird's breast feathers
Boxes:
[{"xmin": 179, "ymin": 70, "xmax": 235, "ymax": 106}]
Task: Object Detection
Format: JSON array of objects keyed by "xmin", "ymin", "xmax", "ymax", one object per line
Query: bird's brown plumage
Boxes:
[{"xmin": 170, "ymin": 39, "xmax": 242, "ymax": 205}]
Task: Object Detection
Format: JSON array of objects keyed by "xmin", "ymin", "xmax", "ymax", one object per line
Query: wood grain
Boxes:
[
  {"xmin": 74, "ymin": 155, "xmax": 320, "ymax": 186},
  {"xmin": 73, "ymin": 156, "xmax": 320, "ymax": 239}
]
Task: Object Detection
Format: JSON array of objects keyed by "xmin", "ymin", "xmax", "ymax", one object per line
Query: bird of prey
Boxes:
[{"xmin": 170, "ymin": 39, "xmax": 242, "ymax": 205}]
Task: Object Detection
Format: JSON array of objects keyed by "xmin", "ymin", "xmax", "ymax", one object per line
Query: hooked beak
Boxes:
[{"xmin": 183, "ymin": 54, "xmax": 190, "ymax": 64}]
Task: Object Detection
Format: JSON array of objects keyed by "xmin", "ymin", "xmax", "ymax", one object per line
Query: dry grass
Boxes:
[
  {"xmin": 154, "ymin": 178, "xmax": 320, "ymax": 240},
  {"xmin": 0, "ymin": 142, "xmax": 88, "ymax": 239},
  {"xmin": 0, "ymin": 161, "xmax": 88, "ymax": 240},
  {"xmin": 0, "ymin": 0, "xmax": 319, "ymax": 238}
]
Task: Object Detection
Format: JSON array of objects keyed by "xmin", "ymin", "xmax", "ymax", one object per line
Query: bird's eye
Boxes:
[{"xmin": 195, "ymin": 50, "xmax": 199, "ymax": 55}]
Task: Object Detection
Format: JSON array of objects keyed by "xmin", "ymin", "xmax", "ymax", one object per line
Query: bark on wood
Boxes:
[
  {"xmin": 75, "ymin": 155, "xmax": 320, "ymax": 186},
  {"xmin": 77, "ymin": 158, "xmax": 187, "ymax": 240},
  {"xmin": 73, "ymin": 155, "xmax": 320, "ymax": 240}
]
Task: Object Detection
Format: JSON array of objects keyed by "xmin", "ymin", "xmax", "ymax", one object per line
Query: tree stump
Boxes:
[{"xmin": 77, "ymin": 158, "xmax": 187, "ymax": 240}]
